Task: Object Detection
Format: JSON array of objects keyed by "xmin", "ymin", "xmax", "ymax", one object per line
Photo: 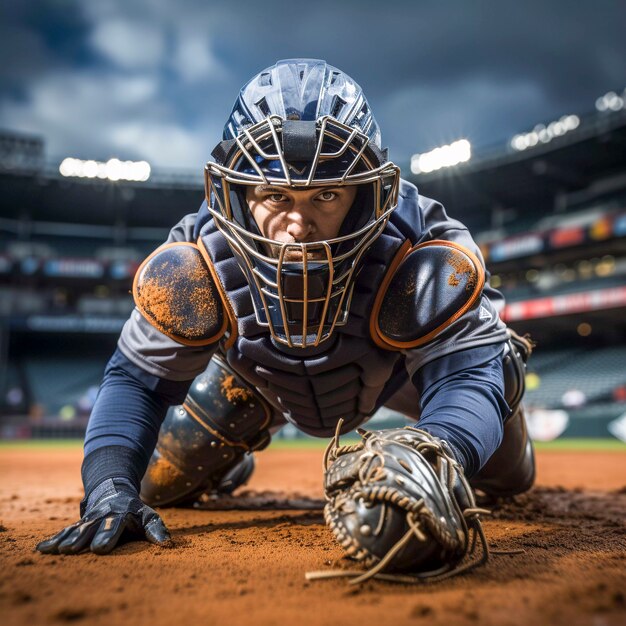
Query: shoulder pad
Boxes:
[
  {"xmin": 370, "ymin": 240, "xmax": 484, "ymax": 350},
  {"xmin": 133, "ymin": 242, "xmax": 228, "ymax": 346}
]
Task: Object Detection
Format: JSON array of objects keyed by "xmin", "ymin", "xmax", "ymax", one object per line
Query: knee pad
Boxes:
[{"xmin": 141, "ymin": 355, "xmax": 272, "ymax": 506}]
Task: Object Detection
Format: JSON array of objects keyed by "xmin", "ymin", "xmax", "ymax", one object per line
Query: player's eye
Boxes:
[
  {"xmin": 316, "ymin": 191, "xmax": 337, "ymax": 202},
  {"xmin": 267, "ymin": 193, "xmax": 288, "ymax": 203}
]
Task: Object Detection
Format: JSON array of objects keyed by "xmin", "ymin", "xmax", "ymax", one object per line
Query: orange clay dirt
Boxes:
[
  {"xmin": 1, "ymin": 446, "xmax": 625, "ymax": 626},
  {"xmin": 220, "ymin": 374, "xmax": 254, "ymax": 403}
]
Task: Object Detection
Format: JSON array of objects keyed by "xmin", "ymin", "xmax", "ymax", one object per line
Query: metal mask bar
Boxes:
[
  {"xmin": 214, "ymin": 220, "xmax": 284, "ymax": 341},
  {"xmin": 204, "ymin": 167, "xmax": 229, "ymax": 218},
  {"xmin": 204, "ymin": 115, "xmax": 401, "ymax": 348},
  {"xmin": 214, "ymin": 217, "xmax": 352, "ymax": 348},
  {"xmin": 304, "ymin": 117, "xmax": 362, "ymax": 186},
  {"xmin": 238, "ymin": 117, "xmax": 293, "ymax": 186},
  {"xmin": 313, "ymin": 117, "xmax": 371, "ymax": 183},
  {"xmin": 234, "ymin": 136, "xmax": 269, "ymax": 184},
  {"xmin": 207, "ymin": 203, "xmax": 392, "ymax": 348},
  {"xmin": 322, "ymin": 213, "xmax": 390, "ymax": 341},
  {"xmin": 314, "ymin": 241, "xmax": 334, "ymax": 345},
  {"xmin": 208, "ymin": 205, "xmax": 395, "ymax": 267},
  {"xmin": 209, "ymin": 115, "xmax": 393, "ymax": 190},
  {"xmin": 275, "ymin": 245, "xmax": 293, "ymax": 347},
  {"xmin": 302, "ymin": 244, "xmax": 308, "ymax": 346}
]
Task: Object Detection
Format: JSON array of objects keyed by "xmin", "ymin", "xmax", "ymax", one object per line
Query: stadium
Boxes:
[
  {"xmin": 2, "ymin": 94, "xmax": 625, "ymax": 444},
  {"xmin": 2, "ymin": 82, "xmax": 625, "ymax": 626}
]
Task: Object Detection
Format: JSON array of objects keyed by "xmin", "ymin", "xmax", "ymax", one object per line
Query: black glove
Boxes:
[
  {"xmin": 36, "ymin": 478, "xmax": 170, "ymax": 555},
  {"xmin": 319, "ymin": 426, "xmax": 487, "ymax": 583}
]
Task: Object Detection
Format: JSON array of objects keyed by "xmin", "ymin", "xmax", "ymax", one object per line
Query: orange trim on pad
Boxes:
[
  {"xmin": 182, "ymin": 401, "xmax": 249, "ymax": 451},
  {"xmin": 196, "ymin": 237, "xmax": 239, "ymax": 351},
  {"xmin": 370, "ymin": 239, "xmax": 485, "ymax": 351},
  {"xmin": 369, "ymin": 239, "xmax": 412, "ymax": 350}
]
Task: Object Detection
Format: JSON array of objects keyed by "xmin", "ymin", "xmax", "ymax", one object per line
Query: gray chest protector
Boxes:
[{"xmin": 199, "ymin": 218, "xmax": 407, "ymax": 437}]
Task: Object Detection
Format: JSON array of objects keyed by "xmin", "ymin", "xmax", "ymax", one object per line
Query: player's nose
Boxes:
[{"xmin": 285, "ymin": 201, "xmax": 315, "ymax": 241}]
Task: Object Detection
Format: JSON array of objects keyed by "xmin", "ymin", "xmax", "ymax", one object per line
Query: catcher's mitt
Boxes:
[{"xmin": 309, "ymin": 424, "xmax": 490, "ymax": 584}]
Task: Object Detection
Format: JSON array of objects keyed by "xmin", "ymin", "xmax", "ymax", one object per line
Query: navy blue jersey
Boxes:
[{"xmin": 117, "ymin": 179, "xmax": 508, "ymax": 435}]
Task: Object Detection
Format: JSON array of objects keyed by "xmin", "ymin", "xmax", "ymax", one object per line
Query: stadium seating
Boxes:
[{"xmin": 525, "ymin": 346, "xmax": 626, "ymax": 408}]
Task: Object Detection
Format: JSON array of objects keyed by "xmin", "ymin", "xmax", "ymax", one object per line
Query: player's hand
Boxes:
[{"xmin": 36, "ymin": 478, "xmax": 171, "ymax": 555}]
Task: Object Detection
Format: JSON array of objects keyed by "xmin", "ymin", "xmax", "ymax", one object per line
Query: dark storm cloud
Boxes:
[
  {"xmin": 0, "ymin": 0, "xmax": 624, "ymax": 167},
  {"xmin": 216, "ymin": 0, "xmax": 626, "ymax": 152}
]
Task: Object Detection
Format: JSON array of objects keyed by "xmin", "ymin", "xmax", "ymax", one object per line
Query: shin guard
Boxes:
[{"xmin": 141, "ymin": 355, "xmax": 272, "ymax": 506}]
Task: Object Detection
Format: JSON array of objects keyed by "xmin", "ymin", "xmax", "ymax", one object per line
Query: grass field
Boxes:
[{"xmin": 1, "ymin": 437, "xmax": 625, "ymax": 451}]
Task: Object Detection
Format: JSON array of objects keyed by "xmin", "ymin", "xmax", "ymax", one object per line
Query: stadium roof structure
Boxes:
[
  {"xmin": 2, "ymin": 109, "xmax": 626, "ymax": 232},
  {"xmin": 0, "ymin": 167, "xmax": 204, "ymax": 229},
  {"xmin": 408, "ymin": 110, "xmax": 626, "ymax": 231}
]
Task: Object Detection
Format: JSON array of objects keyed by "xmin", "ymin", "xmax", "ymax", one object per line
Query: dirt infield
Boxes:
[{"xmin": 1, "ymin": 446, "xmax": 625, "ymax": 626}]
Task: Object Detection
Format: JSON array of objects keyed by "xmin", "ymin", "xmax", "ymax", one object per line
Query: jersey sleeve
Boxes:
[
  {"xmin": 117, "ymin": 212, "xmax": 218, "ymax": 381},
  {"xmin": 403, "ymin": 196, "xmax": 509, "ymax": 378}
]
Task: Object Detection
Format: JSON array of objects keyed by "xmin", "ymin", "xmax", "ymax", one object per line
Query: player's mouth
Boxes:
[{"xmin": 265, "ymin": 243, "xmax": 328, "ymax": 263}]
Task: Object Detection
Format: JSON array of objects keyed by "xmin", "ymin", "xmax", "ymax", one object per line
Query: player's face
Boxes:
[{"xmin": 245, "ymin": 185, "xmax": 357, "ymax": 259}]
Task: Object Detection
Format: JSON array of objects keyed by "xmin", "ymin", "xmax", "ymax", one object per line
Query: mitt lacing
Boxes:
[{"xmin": 308, "ymin": 420, "xmax": 496, "ymax": 585}]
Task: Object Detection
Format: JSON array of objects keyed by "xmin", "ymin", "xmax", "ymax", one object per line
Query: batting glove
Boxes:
[{"xmin": 36, "ymin": 478, "xmax": 170, "ymax": 555}]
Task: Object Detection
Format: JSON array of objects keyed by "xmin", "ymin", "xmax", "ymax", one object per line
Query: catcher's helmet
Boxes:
[{"xmin": 205, "ymin": 59, "xmax": 400, "ymax": 349}]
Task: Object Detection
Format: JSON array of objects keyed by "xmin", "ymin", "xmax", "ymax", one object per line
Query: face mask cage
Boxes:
[{"xmin": 205, "ymin": 115, "xmax": 400, "ymax": 349}]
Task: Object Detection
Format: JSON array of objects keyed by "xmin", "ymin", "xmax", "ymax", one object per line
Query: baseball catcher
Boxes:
[{"xmin": 37, "ymin": 59, "xmax": 534, "ymax": 580}]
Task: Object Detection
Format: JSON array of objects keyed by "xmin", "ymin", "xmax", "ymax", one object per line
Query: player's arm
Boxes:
[
  {"xmin": 37, "ymin": 213, "xmax": 229, "ymax": 555},
  {"xmin": 371, "ymin": 194, "xmax": 513, "ymax": 474},
  {"xmin": 413, "ymin": 343, "xmax": 509, "ymax": 477},
  {"xmin": 36, "ymin": 349, "xmax": 194, "ymax": 555},
  {"xmin": 323, "ymin": 220, "xmax": 512, "ymax": 580},
  {"xmin": 318, "ymin": 343, "xmax": 509, "ymax": 583},
  {"xmin": 406, "ymin": 195, "xmax": 517, "ymax": 475}
]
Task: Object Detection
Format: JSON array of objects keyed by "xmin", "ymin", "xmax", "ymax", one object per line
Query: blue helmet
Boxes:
[
  {"xmin": 223, "ymin": 58, "xmax": 382, "ymax": 148},
  {"xmin": 205, "ymin": 59, "xmax": 400, "ymax": 349}
]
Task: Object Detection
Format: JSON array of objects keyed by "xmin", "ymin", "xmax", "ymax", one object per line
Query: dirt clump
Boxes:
[
  {"xmin": 147, "ymin": 456, "xmax": 184, "ymax": 488},
  {"xmin": 220, "ymin": 374, "xmax": 253, "ymax": 403}
]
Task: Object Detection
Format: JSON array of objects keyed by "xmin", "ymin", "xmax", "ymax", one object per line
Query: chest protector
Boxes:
[
  {"xmin": 132, "ymin": 185, "xmax": 487, "ymax": 438},
  {"xmin": 192, "ymin": 184, "xmax": 485, "ymax": 438},
  {"xmin": 198, "ymin": 216, "xmax": 405, "ymax": 437}
]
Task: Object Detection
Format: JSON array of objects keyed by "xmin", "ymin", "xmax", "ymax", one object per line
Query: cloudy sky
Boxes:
[{"xmin": 1, "ymin": 0, "xmax": 625, "ymax": 170}]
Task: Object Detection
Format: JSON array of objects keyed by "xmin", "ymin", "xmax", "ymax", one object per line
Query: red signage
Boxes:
[
  {"xmin": 550, "ymin": 226, "xmax": 584, "ymax": 248},
  {"xmin": 502, "ymin": 286, "xmax": 626, "ymax": 321}
]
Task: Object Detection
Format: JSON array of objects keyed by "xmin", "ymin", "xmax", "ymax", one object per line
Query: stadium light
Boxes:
[
  {"xmin": 595, "ymin": 89, "xmax": 625, "ymax": 112},
  {"xmin": 510, "ymin": 115, "xmax": 580, "ymax": 152},
  {"xmin": 410, "ymin": 139, "xmax": 471, "ymax": 174},
  {"xmin": 59, "ymin": 157, "xmax": 151, "ymax": 182}
]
